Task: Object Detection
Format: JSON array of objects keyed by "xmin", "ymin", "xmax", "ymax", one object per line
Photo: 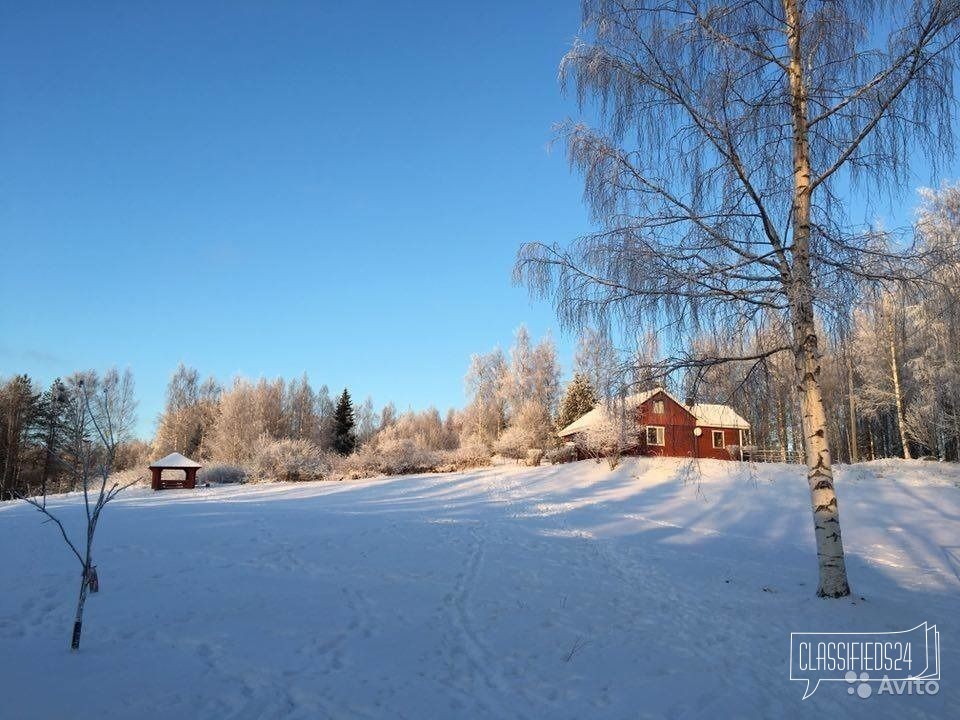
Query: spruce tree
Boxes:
[
  {"xmin": 332, "ymin": 388, "xmax": 356, "ymax": 455},
  {"xmin": 555, "ymin": 373, "xmax": 598, "ymax": 432}
]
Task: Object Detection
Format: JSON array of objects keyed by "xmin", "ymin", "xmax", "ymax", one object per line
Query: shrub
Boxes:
[
  {"xmin": 434, "ymin": 443, "xmax": 492, "ymax": 473},
  {"xmin": 248, "ymin": 437, "xmax": 329, "ymax": 483},
  {"xmin": 575, "ymin": 409, "xmax": 636, "ymax": 468},
  {"xmin": 494, "ymin": 400, "xmax": 557, "ymax": 460},
  {"xmin": 333, "ymin": 437, "xmax": 492, "ymax": 478},
  {"xmin": 197, "ymin": 463, "xmax": 247, "ymax": 485},
  {"xmin": 107, "ymin": 468, "xmax": 150, "ymax": 488},
  {"xmin": 525, "ymin": 448, "xmax": 544, "ymax": 467},
  {"xmin": 544, "ymin": 444, "xmax": 578, "ymax": 464},
  {"xmin": 368, "ymin": 436, "xmax": 439, "ymax": 475},
  {"xmin": 494, "ymin": 424, "xmax": 534, "ymax": 460}
]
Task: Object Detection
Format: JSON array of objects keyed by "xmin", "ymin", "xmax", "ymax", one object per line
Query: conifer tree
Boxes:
[
  {"xmin": 556, "ymin": 373, "xmax": 598, "ymax": 431},
  {"xmin": 332, "ymin": 389, "xmax": 356, "ymax": 455}
]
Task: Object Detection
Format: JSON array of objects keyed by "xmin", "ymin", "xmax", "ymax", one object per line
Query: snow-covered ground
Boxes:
[{"xmin": 1, "ymin": 457, "xmax": 957, "ymax": 719}]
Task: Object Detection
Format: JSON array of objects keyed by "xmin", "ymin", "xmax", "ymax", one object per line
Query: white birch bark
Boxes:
[{"xmin": 785, "ymin": 0, "xmax": 850, "ymax": 597}]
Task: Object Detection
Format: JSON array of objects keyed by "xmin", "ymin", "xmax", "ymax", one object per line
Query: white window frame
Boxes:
[
  {"xmin": 712, "ymin": 430, "xmax": 725, "ymax": 449},
  {"xmin": 646, "ymin": 426, "xmax": 665, "ymax": 446},
  {"xmin": 652, "ymin": 400, "xmax": 664, "ymax": 414}
]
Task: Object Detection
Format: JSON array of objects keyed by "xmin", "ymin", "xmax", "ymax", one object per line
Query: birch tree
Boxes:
[
  {"xmin": 19, "ymin": 368, "xmax": 138, "ymax": 650},
  {"xmin": 462, "ymin": 349, "xmax": 508, "ymax": 448},
  {"xmin": 516, "ymin": 0, "xmax": 960, "ymax": 597},
  {"xmin": 210, "ymin": 379, "xmax": 264, "ymax": 464},
  {"xmin": 154, "ymin": 364, "xmax": 220, "ymax": 458}
]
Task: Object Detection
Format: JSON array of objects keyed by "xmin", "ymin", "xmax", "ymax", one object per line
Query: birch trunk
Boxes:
[
  {"xmin": 785, "ymin": 0, "xmax": 850, "ymax": 597},
  {"xmin": 846, "ymin": 355, "xmax": 858, "ymax": 463},
  {"xmin": 71, "ymin": 566, "xmax": 90, "ymax": 651},
  {"xmin": 887, "ymin": 316, "xmax": 912, "ymax": 459},
  {"xmin": 776, "ymin": 391, "xmax": 789, "ymax": 463}
]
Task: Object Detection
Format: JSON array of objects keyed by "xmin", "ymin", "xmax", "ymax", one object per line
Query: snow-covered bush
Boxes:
[
  {"xmin": 575, "ymin": 407, "xmax": 637, "ymax": 469},
  {"xmin": 433, "ymin": 443, "xmax": 492, "ymax": 473},
  {"xmin": 331, "ymin": 406, "xmax": 490, "ymax": 479},
  {"xmin": 353, "ymin": 436, "xmax": 450, "ymax": 476},
  {"xmin": 107, "ymin": 468, "xmax": 150, "ymax": 488},
  {"xmin": 493, "ymin": 424, "xmax": 531, "ymax": 460},
  {"xmin": 248, "ymin": 437, "xmax": 330, "ymax": 483},
  {"xmin": 544, "ymin": 444, "xmax": 578, "ymax": 465},
  {"xmin": 525, "ymin": 448, "xmax": 544, "ymax": 467},
  {"xmin": 333, "ymin": 436, "xmax": 491, "ymax": 478},
  {"xmin": 494, "ymin": 399, "xmax": 556, "ymax": 459},
  {"xmin": 197, "ymin": 463, "xmax": 247, "ymax": 485},
  {"xmin": 376, "ymin": 437, "xmax": 440, "ymax": 475}
]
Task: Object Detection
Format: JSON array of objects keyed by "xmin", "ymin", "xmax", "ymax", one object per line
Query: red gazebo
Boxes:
[{"xmin": 149, "ymin": 452, "xmax": 202, "ymax": 490}]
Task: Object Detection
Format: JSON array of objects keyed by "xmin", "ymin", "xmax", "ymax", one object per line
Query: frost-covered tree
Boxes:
[
  {"xmin": 355, "ymin": 396, "xmax": 380, "ymax": 445},
  {"xmin": 380, "ymin": 402, "xmax": 398, "ymax": 430},
  {"xmin": 502, "ymin": 326, "xmax": 561, "ymax": 417},
  {"xmin": 516, "ymin": 0, "xmax": 960, "ymax": 598},
  {"xmin": 285, "ymin": 373, "xmax": 318, "ymax": 441},
  {"xmin": 210, "ymin": 378, "xmax": 264, "ymax": 464},
  {"xmin": 256, "ymin": 378, "xmax": 288, "ymax": 440},
  {"xmin": 462, "ymin": 349, "xmax": 508, "ymax": 448},
  {"xmin": 495, "ymin": 400, "xmax": 556, "ymax": 459},
  {"xmin": 574, "ymin": 328, "xmax": 620, "ymax": 400},
  {"xmin": 556, "ymin": 373, "xmax": 597, "ymax": 431},
  {"xmin": 332, "ymin": 389, "xmax": 356, "ymax": 456},
  {"xmin": 496, "ymin": 327, "xmax": 561, "ymax": 455},
  {"xmin": 442, "ymin": 408, "xmax": 462, "ymax": 448},
  {"xmin": 850, "ymin": 295, "xmax": 915, "ymax": 460},
  {"xmin": 902, "ymin": 185, "xmax": 960, "ymax": 459},
  {"xmin": 154, "ymin": 364, "xmax": 220, "ymax": 458},
  {"xmin": 315, "ymin": 384, "xmax": 336, "ymax": 451}
]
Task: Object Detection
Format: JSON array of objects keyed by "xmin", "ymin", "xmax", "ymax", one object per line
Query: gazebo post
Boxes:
[
  {"xmin": 151, "ymin": 467, "xmax": 162, "ymax": 491},
  {"xmin": 185, "ymin": 468, "xmax": 197, "ymax": 489}
]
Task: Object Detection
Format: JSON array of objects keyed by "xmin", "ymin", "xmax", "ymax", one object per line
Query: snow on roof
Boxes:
[
  {"xmin": 149, "ymin": 452, "xmax": 202, "ymax": 469},
  {"xmin": 557, "ymin": 388, "xmax": 663, "ymax": 438},
  {"xmin": 688, "ymin": 404, "xmax": 751, "ymax": 430},
  {"xmin": 557, "ymin": 388, "xmax": 750, "ymax": 437}
]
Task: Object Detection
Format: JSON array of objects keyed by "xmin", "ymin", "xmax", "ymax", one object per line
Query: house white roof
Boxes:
[
  {"xmin": 557, "ymin": 388, "xmax": 662, "ymax": 438},
  {"xmin": 149, "ymin": 452, "xmax": 202, "ymax": 469},
  {"xmin": 557, "ymin": 388, "xmax": 750, "ymax": 437},
  {"xmin": 689, "ymin": 404, "xmax": 751, "ymax": 430}
]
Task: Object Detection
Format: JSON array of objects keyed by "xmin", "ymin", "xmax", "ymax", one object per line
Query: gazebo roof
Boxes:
[{"xmin": 149, "ymin": 452, "xmax": 202, "ymax": 469}]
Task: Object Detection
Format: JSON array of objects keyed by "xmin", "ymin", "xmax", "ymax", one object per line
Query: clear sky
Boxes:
[
  {"xmin": 1, "ymin": 3, "xmax": 956, "ymax": 439},
  {"xmin": 0, "ymin": 1, "xmax": 594, "ymax": 437}
]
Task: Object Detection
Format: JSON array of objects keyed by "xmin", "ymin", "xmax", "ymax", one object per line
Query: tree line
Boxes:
[{"xmin": 0, "ymin": 370, "xmax": 144, "ymax": 500}]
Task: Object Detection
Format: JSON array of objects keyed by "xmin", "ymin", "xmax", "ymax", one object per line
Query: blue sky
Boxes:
[
  {"xmin": 1, "ymin": 2, "xmax": 956, "ymax": 438},
  {"xmin": 0, "ymin": 1, "xmax": 593, "ymax": 437}
]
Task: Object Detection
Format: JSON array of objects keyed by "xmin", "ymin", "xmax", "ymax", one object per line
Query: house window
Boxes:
[
  {"xmin": 646, "ymin": 426, "xmax": 665, "ymax": 446},
  {"xmin": 712, "ymin": 430, "xmax": 725, "ymax": 449},
  {"xmin": 652, "ymin": 400, "xmax": 664, "ymax": 414}
]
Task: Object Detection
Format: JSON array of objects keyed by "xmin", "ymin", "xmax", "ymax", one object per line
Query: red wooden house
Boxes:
[{"xmin": 557, "ymin": 388, "xmax": 751, "ymax": 460}]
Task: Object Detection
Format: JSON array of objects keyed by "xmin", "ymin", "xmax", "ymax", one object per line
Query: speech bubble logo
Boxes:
[{"xmin": 790, "ymin": 623, "xmax": 939, "ymax": 699}]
